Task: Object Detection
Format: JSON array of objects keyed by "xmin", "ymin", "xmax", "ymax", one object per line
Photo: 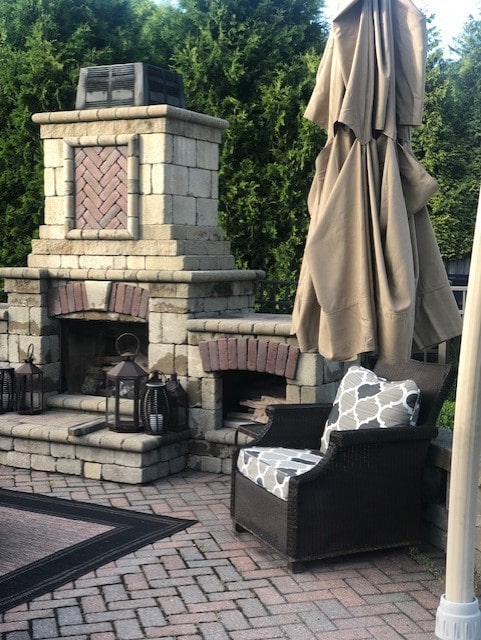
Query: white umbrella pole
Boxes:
[{"xmin": 436, "ymin": 187, "xmax": 481, "ymax": 639}]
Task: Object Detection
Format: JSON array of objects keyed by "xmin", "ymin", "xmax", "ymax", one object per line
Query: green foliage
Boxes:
[
  {"xmin": 412, "ymin": 9, "xmax": 481, "ymax": 262},
  {"xmin": 438, "ymin": 400, "xmax": 455, "ymax": 430}
]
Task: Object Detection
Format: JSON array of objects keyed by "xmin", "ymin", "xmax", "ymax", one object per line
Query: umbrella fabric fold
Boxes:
[{"xmin": 291, "ymin": 0, "xmax": 462, "ymax": 364}]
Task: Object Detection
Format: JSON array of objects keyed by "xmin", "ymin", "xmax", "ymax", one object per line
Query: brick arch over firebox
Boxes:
[
  {"xmin": 48, "ymin": 282, "xmax": 149, "ymax": 319},
  {"xmin": 199, "ymin": 338, "xmax": 300, "ymax": 379}
]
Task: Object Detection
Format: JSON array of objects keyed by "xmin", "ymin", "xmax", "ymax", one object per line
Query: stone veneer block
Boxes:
[
  {"xmin": 31, "ymin": 454, "xmax": 56, "ymax": 472},
  {"xmin": 148, "ymin": 343, "xmax": 175, "ymax": 373},
  {"xmin": 196, "ymin": 198, "xmax": 218, "ymax": 227},
  {"xmin": 196, "ymin": 141, "xmax": 219, "ymax": 170},
  {"xmin": 141, "ymin": 132, "xmax": 173, "ymax": 165},
  {"xmin": 189, "ymin": 168, "xmax": 212, "ymax": 199},
  {"xmin": 172, "ymin": 195, "xmax": 196, "ymax": 225},
  {"xmin": 56, "ymin": 458, "xmax": 83, "ymax": 476},
  {"xmin": 44, "ymin": 138, "xmax": 64, "ymax": 168},
  {"xmin": 153, "ymin": 164, "xmax": 188, "ymax": 196},
  {"xmin": 173, "ymin": 136, "xmax": 197, "ymax": 167},
  {"xmin": 295, "ymin": 352, "xmax": 325, "ymax": 386},
  {"xmin": 84, "ymin": 281, "xmax": 110, "ymax": 311}
]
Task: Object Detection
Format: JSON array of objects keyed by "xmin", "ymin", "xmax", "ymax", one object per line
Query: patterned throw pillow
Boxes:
[{"xmin": 320, "ymin": 365, "xmax": 421, "ymax": 454}]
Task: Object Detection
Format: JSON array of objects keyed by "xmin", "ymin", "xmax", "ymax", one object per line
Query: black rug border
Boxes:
[{"xmin": 0, "ymin": 488, "xmax": 196, "ymax": 613}]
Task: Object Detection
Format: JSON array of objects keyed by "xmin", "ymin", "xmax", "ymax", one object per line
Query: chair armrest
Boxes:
[
  {"xmin": 249, "ymin": 403, "xmax": 332, "ymax": 449},
  {"xmin": 328, "ymin": 424, "xmax": 438, "ymax": 448},
  {"xmin": 292, "ymin": 425, "xmax": 438, "ymax": 490}
]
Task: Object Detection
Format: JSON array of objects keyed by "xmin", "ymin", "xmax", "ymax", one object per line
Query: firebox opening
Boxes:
[
  {"xmin": 60, "ymin": 319, "xmax": 148, "ymax": 395},
  {"xmin": 222, "ymin": 370, "xmax": 286, "ymax": 428}
]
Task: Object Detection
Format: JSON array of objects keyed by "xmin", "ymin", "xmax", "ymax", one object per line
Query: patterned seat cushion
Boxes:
[
  {"xmin": 237, "ymin": 447, "xmax": 323, "ymax": 501},
  {"xmin": 320, "ymin": 365, "xmax": 421, "ymax": 454}
]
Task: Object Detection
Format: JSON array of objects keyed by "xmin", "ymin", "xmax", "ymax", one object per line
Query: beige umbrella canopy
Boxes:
[{"xmin": 291, "ymin": 0, "xmax": 462, "ymax": 364}]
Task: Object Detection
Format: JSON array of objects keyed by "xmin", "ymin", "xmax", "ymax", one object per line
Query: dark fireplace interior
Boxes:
[
  {"xmin": 60, "ymin": 319, "xmax": 148, "ymax": 395},
  {"xmin": 222, "ymin": 370, "xmax": 286, "ymax": 427}
]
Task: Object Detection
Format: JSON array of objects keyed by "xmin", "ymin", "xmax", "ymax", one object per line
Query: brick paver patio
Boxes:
[{"xmin": 0, "ymin": 465, "xmax": 447, "ymax": 639}]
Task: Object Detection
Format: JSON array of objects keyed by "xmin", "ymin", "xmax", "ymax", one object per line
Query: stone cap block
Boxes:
[{"xmin": 33, "ymin": 105, "xmax": 228, "ymax": 130}]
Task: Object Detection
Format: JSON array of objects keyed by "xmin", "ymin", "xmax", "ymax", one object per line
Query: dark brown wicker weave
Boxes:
[{"xmin": 230, "ymin": 359, "xmax": 454, "ymax": 571}]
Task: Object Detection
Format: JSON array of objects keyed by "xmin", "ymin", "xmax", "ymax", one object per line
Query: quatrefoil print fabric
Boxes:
[{"xmin": 320, "ymin": 365, "xmax": 421, "ymax": 454}]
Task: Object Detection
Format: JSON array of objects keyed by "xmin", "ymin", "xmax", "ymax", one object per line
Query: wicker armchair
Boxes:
[{"xmin": 230, "ymin": 359, "xmax": 454, "ymax": 571}]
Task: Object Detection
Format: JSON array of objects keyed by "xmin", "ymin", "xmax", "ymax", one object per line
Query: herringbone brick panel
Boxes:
[{"xmin": 75, "ymin": 146, "xmax": 128, "ymax": 230}]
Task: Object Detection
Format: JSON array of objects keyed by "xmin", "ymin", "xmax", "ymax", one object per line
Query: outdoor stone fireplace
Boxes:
[{"xmin": 0, "ymin": 100, "xmax": 345, "ymax": 482}]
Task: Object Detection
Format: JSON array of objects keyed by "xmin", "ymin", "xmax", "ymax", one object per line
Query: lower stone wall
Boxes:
[
  {"xmin": 423, "ymin": 430, "xmax": 452, "ymax": 554},
  {"xmin": 0, "ymin": 409, "xmax": 189, "ymax": 484},
  {"xmin": 188, "ymin": 428, "xmax": 251, "ymax": 475},
  {"xmin": 422, "ymin": 429, "xmax": 481, "ymax": 577}
]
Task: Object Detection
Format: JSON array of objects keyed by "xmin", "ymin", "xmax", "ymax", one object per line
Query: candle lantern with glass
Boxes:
[
  {"xmin": 0, "ymin": 367, "xmax": 15, "ymax": 412},
  {"xmin": 105, "ymin": 333, "xmax": 148, "ymax": 433},
  {"xmin": 141, "ymin": 370, "xmax": 170, "ymax": 435},
  {"xmin": 15, "ymin": 344, "xmax": 43, "ymax": 415}
]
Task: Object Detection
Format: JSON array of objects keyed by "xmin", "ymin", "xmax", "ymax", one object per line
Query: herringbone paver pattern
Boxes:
[
  {"xmin": 75, "ymin": 146, "xmax": 128, "ymax": 230},
  {"xmin": 0, "ymin": 465, "xmax": 445, "ymax": 639}
]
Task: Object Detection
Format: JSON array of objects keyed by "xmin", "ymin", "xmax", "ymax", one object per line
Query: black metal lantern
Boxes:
[
  {"xmin": 0, "ymin": 367, "xmax": 15, "ymax": 412},
  {"xmin": 16, "ymin": 345, "xmax": 44, "ymax": 415},
  {"xmin": 166, "ymin": 373, "xmax": 188, "ymax": 431},
  {"xmin": 141, "ymin": 371, "xmax": 170, "ymax": 435},
  {"xmin": 105, "ymin": 333, "xmax": 148, "ymax": 433}
]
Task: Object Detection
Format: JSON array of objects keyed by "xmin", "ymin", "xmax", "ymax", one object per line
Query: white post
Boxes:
[{"xmin": 436, "ymin": 188, "xmax": 481, "ymax": 639}]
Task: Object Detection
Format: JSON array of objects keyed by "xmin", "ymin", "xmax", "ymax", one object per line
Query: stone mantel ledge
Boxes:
[
  {"xmin": 186, "ymin": 313, "xmax": 293, "ymax": 337},
  {"xmin": 32, "ymin": 105, "xmax": 228, "ymax": 130},
  {"xmin": 0, "ymin": 267, "xmax": 265, "ymax": 284}
]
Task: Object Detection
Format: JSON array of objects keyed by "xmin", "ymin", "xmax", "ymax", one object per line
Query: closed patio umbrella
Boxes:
[{"xmin": 291, "ymin": 0, "xmax": 462, "ymax": 364}]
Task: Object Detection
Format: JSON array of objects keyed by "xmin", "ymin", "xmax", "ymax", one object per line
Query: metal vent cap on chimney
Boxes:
[{"xmin": 75, "ymin": 62, "xmax": 186, "ymax": 110}]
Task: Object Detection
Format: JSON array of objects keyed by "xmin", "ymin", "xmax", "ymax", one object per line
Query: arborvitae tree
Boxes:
[
  {"xmin": 449, "ymin": 13, "xmax": 481, "ymax": 247},
  {"xmin": 412, "ymin": 10, "xmax": 481, "ymax": 261}
]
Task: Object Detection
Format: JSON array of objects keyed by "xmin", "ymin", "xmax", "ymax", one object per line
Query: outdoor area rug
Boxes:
[{"xmin": 0, "ymin": 488, "xmax": 196, "ymax": 613}]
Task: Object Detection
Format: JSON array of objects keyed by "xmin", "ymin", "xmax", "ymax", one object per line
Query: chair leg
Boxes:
[{"xmin": 288, "ymin": 560, "xmax": 306, "ymax": 573}]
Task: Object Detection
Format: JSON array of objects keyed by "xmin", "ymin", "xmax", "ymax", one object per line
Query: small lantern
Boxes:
[
  {"xmin": 0, "ymin": 367, "xmax": 15, "ymax": 412},
  {"xmin": 141, "ymin": 371, "xmax": 170, "ymax": 435},
  {"xmin": 105, "ymin": 333, "xmax": 147, "ymax": 433},
  {"xmin": 16, "ymin": 345, "xmax": 43, "ymax": 415},
  {"xmin": 166, "ymin": 373, "xmax": 188, "ymax": 431}
]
